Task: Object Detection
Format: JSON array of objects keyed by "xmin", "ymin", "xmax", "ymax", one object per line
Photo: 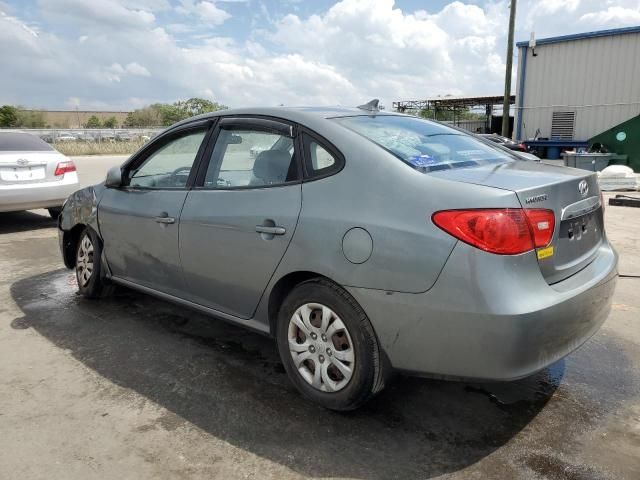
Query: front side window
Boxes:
[
  {"xmin": 128, "ymin": 129, "xmax": 207, "ymax": 189},
  {"xmin": 333, "ymin": 115, "xmax": 513, "ymax": 172},
  {"xmin": 204, "ymin": 128, "xmax": 297, "ymax": 188}
]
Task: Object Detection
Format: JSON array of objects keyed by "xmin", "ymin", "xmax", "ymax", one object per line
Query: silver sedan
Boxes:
[
  {"xmin": 57, "ymin": 103, "xmax": 617, "ymax": 410},
  {"xmin": 0, "ymin": 132, "xmax": 78, "ymax": 217}
]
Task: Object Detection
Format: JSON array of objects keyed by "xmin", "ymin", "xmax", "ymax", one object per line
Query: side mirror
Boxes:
[{"xmin": 105, "ymin": 166, "xmax": 123, "ymax": 188}]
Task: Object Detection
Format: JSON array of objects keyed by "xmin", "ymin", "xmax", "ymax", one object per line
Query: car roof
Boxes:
[{"xmin": 170, "ymin": 105, "xmax": 401, "ymax": 131}]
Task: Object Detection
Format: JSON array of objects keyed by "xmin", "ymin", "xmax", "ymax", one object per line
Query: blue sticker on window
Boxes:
[{"xmin": 408, "ymin": 155, "xmax": 436, "ymax": 167}]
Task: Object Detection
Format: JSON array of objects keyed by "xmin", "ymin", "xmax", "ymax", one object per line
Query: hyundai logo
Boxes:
[
  {"xmin": 578, "ymin": 180, "xmax": 589, "ymax": 197},
  {"xmin": 16, "ymin": 158, "xmax": 29, "ymax": 166}
]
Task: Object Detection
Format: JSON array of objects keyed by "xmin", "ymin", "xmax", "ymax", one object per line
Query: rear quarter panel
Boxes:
[{"xmin": 269, "ymin": 122, "xmax": 522, "ymax": 294}]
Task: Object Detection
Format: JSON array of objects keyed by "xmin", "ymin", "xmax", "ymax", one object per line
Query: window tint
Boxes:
[
  {"xmin": 204, "ymin": 128, "xmax": 297, "ymax": 188},
  {"xmin": 0, "ymin": 132, "xmax": 53, "ymax": 152},
  {"xmin": 129, "ymin": 129, "xmax": 206, "ymax": 189},
  {"xmin": 333, "ymin": 115, "xmax": 513, "ymax": 172}
]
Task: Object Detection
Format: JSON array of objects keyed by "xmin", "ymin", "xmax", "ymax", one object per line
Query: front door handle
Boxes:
[
  {"xmin": 255, "ymin": 225, "xmax": 286, "ymax": 235},
  {"xmin": 155, "ymin": 213, "xmax": 176, "ymax": 224}
]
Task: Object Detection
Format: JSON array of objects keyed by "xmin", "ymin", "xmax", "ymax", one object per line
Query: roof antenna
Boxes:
[{"xmin": 357, "ymin": 99, "xmax": 380, "ymax": 113}]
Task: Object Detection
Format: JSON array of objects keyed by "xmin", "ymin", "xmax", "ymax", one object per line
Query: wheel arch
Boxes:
[
  {"xmin": 267, "ymin": 270, "xmax": 335, "ymax": 336},
  {"xmin": 62, "ymin": 224, "xmax": 101, "ymax": 269}
]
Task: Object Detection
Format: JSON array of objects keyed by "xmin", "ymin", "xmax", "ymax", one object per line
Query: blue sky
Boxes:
[{"xmin": 1, "ymin": 0, "xmax": 639, "ymax": 110}]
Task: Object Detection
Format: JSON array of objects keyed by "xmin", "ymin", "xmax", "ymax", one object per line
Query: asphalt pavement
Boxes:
[{"xmin": 0, "ymin": 156, "xmax": 638, "ymax": 479}]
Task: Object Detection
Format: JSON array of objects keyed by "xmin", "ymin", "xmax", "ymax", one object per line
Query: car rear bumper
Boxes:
[
  {"xmin": 346, "ymin": 240, "xmax": 618, "ymax": 381},
  {"xmin": 0, "ymin": 173, "xmax": 78, "ymax": 212}
]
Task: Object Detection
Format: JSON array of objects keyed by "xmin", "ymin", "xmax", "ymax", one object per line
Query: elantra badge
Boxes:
[
  {"xmin": 578, "ymin": 180, "xmax": 589, "ymax": 197},
  {"xmin": 525, "ymin": 194, "xmax": 547, "ymax": 204}
]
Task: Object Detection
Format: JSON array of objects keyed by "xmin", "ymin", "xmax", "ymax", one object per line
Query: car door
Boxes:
[
  {"xmin": 179, "ymin": 117, "xmax": 302, "ymax": 319},
  {"xmin": 98, "ymin": 122, "xmax": 211, "ymax": 297}
]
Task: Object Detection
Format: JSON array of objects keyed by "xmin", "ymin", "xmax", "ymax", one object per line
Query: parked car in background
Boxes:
[
  {"xmin": 55, "ymin": 133, "xmax": 77, "ymax": 142},
  {"xmin": 76, "ymin": 133, "xmax": 97, "ymax": 142},
  {"xmin": 476, "ymin": 135, "xmax": 541, "ymax": 161},
  {"xmin": 479, "ymin": 133, "xmax": 529, "ymax": 152},
  {"xmin": 0, "ymin": 132, "xmax": 78, "ymax": 217},
  {"xmin": 57, "ymin": 103, "xmax": 617, "ymax": 410}
]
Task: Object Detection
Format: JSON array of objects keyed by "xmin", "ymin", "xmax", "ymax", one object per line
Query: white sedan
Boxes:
[{"xmin": 0, "ymin": 132, "xmax": 79, "ymax": 217}]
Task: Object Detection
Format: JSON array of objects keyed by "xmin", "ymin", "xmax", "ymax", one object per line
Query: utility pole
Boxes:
[{"xmin": 501, "ymin": 0, "xmax": 517, "ymax": 138}]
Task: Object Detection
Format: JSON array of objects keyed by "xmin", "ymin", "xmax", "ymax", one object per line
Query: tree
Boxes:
[
  {"xmin": 0, "ymin": 105, "xmax": 19, "ymax": 127},
  {"xmin": 85, "ymin": 115, "xmax": 102, "ymax": 128},
  {"xmin": 177, "ymin": 97, "xmax": 228, "ymax": 117},
  {"xmin": 123, "ymin": 98, "xmax": 228, "ymax": 127},
  {"xmin": 419, "ymin": 107, "xmax": 484, "ymax": 122},
  {"xmin": 123, "ymin": 106, "xmax": 163, "ymax": 127},
  {"xmin": 103, "ymin": 116, "xmax": 118, "ymax": 128}
]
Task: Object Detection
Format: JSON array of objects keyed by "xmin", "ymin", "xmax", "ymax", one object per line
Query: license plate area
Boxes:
[
  {"xmin": 559, "ymin": 210, "xmax": 599, "ymax": 242},
  {"xmin": 0, "ymin": 166, "xmax": 46, "ymax": 182}
]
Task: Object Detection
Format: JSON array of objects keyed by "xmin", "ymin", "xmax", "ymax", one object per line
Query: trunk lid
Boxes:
[
  {"xmin": 0, "ymin": 152, "xmax": 64, "ymax": 186},
  {"xmin": 431, "ymin": 161, "xmax": 603, "ymax": 284}
]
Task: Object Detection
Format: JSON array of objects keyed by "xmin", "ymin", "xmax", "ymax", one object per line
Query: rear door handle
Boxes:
[
  {"xmin": 255, "ymin": 225, "xmax": 286, "ymax": 235},
  {"xmin": 155, "ymin": 213, "xmax": 176, "ymax": 224}
]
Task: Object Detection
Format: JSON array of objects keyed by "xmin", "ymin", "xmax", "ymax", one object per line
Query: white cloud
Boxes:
[
  {"xmin": 176, "ymin": 0, "xmax": 231, "ymax": 25},
  {"xmin": 2, "ymin": 0, "xmax": 640, "ymax": 110},
  {"xmin": 125, "ymin": 62, "xmax": 151, "ymax": 76},
  {"xmin": 38, "ymin": 0, "xmax": 155, "ymax": 29},
  {"xmin": 580, "ymin": 6, "xmax": 640, "ymax": 27},
  {"xmin": 0, "ymin": 10, "xmax": 39, "ymax": 37},
  {"xmin": 197, "ymin": 1, "xmax": 232, "ymax": 24}
]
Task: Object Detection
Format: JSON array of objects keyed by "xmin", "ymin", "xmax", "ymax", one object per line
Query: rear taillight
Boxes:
[
  {"xmin": 518, "ymin": 143, "xmax": 527, "ymax": 151},
  {"xmin": 54, "ymin": 160, "xmax": 76, "ymax": 176},
  {"xmin": 523, "ymin": 208, "xmax": 555, "ymax": 248},
  {"xmin": 432, "ymin": 208, "xmax": 555, "ymax": 255}
]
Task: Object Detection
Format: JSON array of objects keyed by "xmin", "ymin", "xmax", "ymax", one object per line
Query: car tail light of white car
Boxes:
[
  {"xmin": 54, "ymin": 160, "xmax": 76, "ymax": 177},
  {"xmin": 432, "ymin": 208, "xmax": 555, "ymax": 255}
]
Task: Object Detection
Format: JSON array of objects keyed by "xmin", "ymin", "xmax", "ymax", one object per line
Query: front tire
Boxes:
[
  {"xmin": 48, "ymin": 207, "xmax": 62, "ymax": 219},
  {"xmin": 277, "ymin": 279, "xmax": 386, "ymax": 410},
  {"xmin": 75, "ymin": 228, "xmax": 110, "ymax": 299}
]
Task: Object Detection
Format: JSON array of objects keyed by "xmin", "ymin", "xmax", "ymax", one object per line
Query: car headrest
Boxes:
[{"xmin": 252, "ymin": 150, "xmax": 292, "ymax": 183}]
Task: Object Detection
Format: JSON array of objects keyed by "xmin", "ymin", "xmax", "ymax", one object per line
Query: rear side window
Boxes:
[
  {"xmin": 333, "ymin": 115, "xmax": 513, "ymax": 172},
  {"xmin": 0, "ymin": 133, "xmax": 53, "ymax": 152},
  {"xmin": 309, "ymin": 141, "xmax": 335, "ymax": 170},
  {"xmin": 301, "ymin": 132, "xmax": 342, "ymax": 179}
]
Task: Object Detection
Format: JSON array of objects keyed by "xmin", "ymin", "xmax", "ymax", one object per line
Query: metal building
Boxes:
[{"xmin": 514, "ymin": 26, "xmax": 640, "ymax": 143}]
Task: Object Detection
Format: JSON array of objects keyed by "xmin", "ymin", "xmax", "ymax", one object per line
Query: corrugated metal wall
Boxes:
[{"xmin": 514, "ymin": 31, "xmax": 640, "ymax": 141}]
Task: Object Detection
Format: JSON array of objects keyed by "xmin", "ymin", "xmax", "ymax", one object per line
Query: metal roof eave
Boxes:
[{"xmin": 516, "ymin": 25, "xmax": 640, "ymax": 48}]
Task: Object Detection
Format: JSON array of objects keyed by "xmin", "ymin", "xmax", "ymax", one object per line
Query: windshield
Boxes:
[
  {"xmin": 333, "ymin": 115, "xmax": 513, "ymax": 172},
  {"xmin": 0, "ymin": 132, "xmax": 54, "ymax": 152}
]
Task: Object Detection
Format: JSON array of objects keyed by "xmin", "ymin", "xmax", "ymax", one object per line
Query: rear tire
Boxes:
[
  {"xmin": 276, "ymin": 278, "xmax": 386, "ymax": 411},
  {"xmin": 48, "ymin": 207, "xmax": 62, "ymax": 219},
  {"xmin": 75, "ymin": 228, "xmax": 111, "ymax": 299}
]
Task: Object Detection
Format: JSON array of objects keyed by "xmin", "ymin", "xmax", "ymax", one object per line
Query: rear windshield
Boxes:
[
  {"xmin": 333, "ymin": 115, "xmax": 513, "ymax": 172},
  {"xmin": 0, "ymin": 132, "xmax": 53, "ymax": 152}
]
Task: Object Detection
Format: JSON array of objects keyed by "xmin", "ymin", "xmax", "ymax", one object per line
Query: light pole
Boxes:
[{"xmin": 501, "ymin": 0, "xmax": 517, "ymax": 138}]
